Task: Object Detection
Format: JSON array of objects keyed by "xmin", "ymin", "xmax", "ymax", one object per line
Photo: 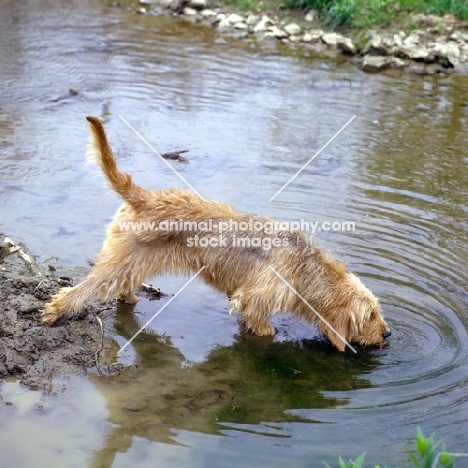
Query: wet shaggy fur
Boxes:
[{"xmin": 42, "ymin": 116, "xmax": 391, "ymax": 352}]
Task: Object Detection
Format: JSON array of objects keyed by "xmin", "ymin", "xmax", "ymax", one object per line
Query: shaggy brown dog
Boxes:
[{"xmin": 42, "ymin": 116, "xmax": 391, "ymax": 352}]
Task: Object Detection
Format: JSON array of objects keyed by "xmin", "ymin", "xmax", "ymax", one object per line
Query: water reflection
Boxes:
[{"xmin": 89, "ymin": 301, "xmax": 382, "ymax": 467}]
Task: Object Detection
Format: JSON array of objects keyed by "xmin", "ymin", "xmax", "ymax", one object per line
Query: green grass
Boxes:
[
  {"xmin": 323, "ymin": 428, "xmax": 457, "ymax": 468},
  {"xmin": 279, "ymin": 0, "xmax": 468, "ymax": 29},
  {"xmin": 216, "ymin": 0, "xmax": 468, "ymax": 28}
]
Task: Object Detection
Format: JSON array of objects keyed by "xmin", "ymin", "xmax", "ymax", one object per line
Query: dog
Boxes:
[{"xmin": 42, "ymin": 116, "xmax": 391, "ymax": 352}]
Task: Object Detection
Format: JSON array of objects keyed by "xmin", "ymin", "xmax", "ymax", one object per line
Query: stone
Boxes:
[
  {"xmin": 246, "ymin": 14, "xmax": 259, "ymax": 25},
  {"xmin": 447, "ymin": 55, "xmax": 460, "ymax": 67},
  {"xmin": 187, "ymin": 0, "xmax": 210, "ymax": 9},
  {"xmin": 182, "ymin": 6, "xmax": 198, "ymax": 15},
  {"xmin": 136, "ymin": 7, "xmax": 147, "ymax": 13},
  {"xmin": 284, "ymin": 23, "xmax": 301, "ymax": 36},
  {"xmin": 370, "ymin": 34, "xmax": 382, "ymax": 48},
  {"xmin": 321, "ymin": 32, "xmax": 356, "ymax": 54},
  {"xmin": 395, "ymin": 45, "xmax": 430, "ymax": 60},
  {"xmin": 321, "ymin": 32, "xmax": 339, "ymax": 45},
  {"xmin": 200, "ymin": 8, "xmax": 217, "ymax": 16},
  {"xmin": 449, "ymin": 31, "xmax": 463, "ymax": 42},
  {"xmin": 428, "ymin": 42, "xmax": 460, "ymax": 66},
  {"xmin": 446, "ymin": 42, "xmax": 460, "ymax": 58},
  {"xmin": 302, "ymin": 29, "xmax": 323, "ymax": 43},
  {"xmin": 305, "ymin": 9, "xmax": 318, "ymax": 22},
  {"xmin": 159, "ymin": 0, "xmax": 183, "ymax": 10},
  {"xmin": 253, "ymin": 15, "xmax": 275, "ymax": 32},
  {"xmin": 269, "ymin": 26, "xmax": 288, "ymax": 39},
  {"xmin": 428, "ymin": 42, "xmax": 446, "ymax": 56},
  {"xmin": 388, "ymin": 57, "xmax": 407, "ymax": 69},
  {"xmin": 226, "ymin": 13, "xmax": 244, "ymax": 24},
  {"xmin": 289, "ymin": 35, "xmax": 301, "ymax": 43},
  {"xmin": 361, "ymin": 55, "xmax": 390, "ymax": 73},
  {"xmin": 363, "ymin": 34, "xmax": 388, "ymax": 56},
  {"xmin": 218, "ymin": 17, "xmax": 231, "ymax": 29},
  {"xmin": 233, "ymin": 21, "xmax": 248, "ymax": 29},
  {"xmin": 404, "ymin": 33, "xmax": 420, "ymax": 45},
  {"xmin": 337, "ymin": 36, "xmax": 356, "ymax": 55},
  {"xmin": 219, "ymin": 14, "xmax": 249, "ymax": 29},
  {"xmin": 460, "ymin": 44, "xmax": 468, "ymax": 62},
  {"xmin": 412, "ymin": 14, "xmax": 441, "ymax": 27},
  {"xmin": 393, "ymin": 34, "xmax": 403, "ymax": 47}
]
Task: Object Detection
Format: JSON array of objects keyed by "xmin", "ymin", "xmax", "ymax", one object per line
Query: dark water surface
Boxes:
[{"xmin": 1, "ymin": 0, "xmax": 468, "ymax": 466}]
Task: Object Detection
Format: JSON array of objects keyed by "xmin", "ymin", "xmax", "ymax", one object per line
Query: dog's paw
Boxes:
[
  {"xmin": 41, "ymin": 304, "xmax": 61, "ymax": 326},
  {"xmin": 241, "ymin": 317, "xmax": 276, "ymax": 336},
  {"xmin": 117, "ymin": 292, "xmax": 139, "ymax": 304},
  {"xmin": 256, "ymin": 321, "xmax": 276, "ymax": 336},
  {"xmin": 41, "ymin": 313, "xmax": 57, "ymax": 326}
]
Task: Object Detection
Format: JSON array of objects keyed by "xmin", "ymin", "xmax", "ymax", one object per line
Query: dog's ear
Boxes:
[{"xmin": 324, "ymin": 308, "xmax": 351, "ymax": 352}]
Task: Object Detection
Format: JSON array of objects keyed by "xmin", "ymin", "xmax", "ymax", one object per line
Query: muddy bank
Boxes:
[
  {"xmin": 0, "ymin": 233, "xmax": 119, "ymax": 393},
  {"xmin": 131, "ymin": 0, "xmax": 468, "ymax": 74}
]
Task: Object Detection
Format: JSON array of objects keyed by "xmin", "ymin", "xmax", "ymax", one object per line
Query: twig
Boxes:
[
  {"xmin": 95, "ymin": 316, "xmax": 104, "ymax": 376},
  {"xmin": 159, "ymin": 149, "xmax": 189, "ymax": 162}
]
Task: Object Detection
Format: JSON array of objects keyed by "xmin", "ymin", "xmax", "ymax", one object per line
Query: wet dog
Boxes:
[{"xmin": 42, "ymin": 116, "xmax": 391, "ymax": 351}]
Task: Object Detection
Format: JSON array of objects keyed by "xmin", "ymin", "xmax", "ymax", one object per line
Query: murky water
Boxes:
[{"xmin": 1, "ymin": 0, "xmax": 468, "ymax": 466}]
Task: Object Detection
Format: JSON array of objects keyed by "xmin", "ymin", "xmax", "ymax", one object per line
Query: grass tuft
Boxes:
[
  {"xmin": 279, "ymin": 0, "xmax": 468, "ymax": 29},
  {"xmin": 322, "ymin": 428, "xmax": 457, "ymax": 468}
]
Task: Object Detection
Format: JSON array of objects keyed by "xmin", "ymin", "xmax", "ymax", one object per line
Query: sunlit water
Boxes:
[{"xmin": 1, "ymin": 0, "xmax": 468, "ymax": 466}]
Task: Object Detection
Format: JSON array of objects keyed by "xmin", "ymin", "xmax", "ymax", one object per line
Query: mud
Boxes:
[{"xmin": 0, "ymin": 233, "xmax": 120, "ymax": 393}]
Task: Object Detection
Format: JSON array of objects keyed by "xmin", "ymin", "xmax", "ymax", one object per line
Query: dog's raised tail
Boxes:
[{"xmin": 86, "ymin": 116, "xmax": 147, "ymax": 208}]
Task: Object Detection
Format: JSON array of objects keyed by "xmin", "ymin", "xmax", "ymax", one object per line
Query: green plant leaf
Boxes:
[
  {"xmin": 323, "ymin": 428, "xmax": 455, "ymax": 468},
  {"xmin": 338, "ymin": 457, "xmax": 348, "ymax": 468},
  {"xmin": 439, "ymin": 452, "xmax": 455, "ymax": 468},
  {"xmin": 353, "ymin": 452, "xmax": 366, "ymax": 468},
  {"xmin": 415, "ymin": 427, "xmax": 433, "ymax": 456},
  {"xmin": 405, "ymin": 447, "xmax": 419, "ymax": 468}
]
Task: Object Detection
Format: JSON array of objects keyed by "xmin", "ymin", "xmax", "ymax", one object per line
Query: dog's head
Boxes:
[{"xmin": 324, "ymin": 273, "xmax": 390, "ymax": 352}]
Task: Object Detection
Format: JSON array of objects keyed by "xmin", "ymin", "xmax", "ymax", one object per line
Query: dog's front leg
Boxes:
[{"xmin": 239, "ymin": 306, "xmax": 276, "ymax": 336}]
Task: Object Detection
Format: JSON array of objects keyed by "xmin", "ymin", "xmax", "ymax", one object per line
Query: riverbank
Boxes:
[
  {"xmin": 128, "ymin": 0, "xmax": 468, "ymax": 74},
  {"xmin": 0, "ymin": 234, "xmax": 119, "ymax": 393}
]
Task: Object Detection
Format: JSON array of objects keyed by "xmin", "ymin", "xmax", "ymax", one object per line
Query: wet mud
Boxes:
[{"xmin": 0, "ymin": 233, "xmax": 119, "ymax": 393}]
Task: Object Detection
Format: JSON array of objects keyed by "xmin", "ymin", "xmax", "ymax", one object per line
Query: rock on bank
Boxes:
[{"xmin": 135, "ymin": 0, "xmax": 468, "ymax": 75}]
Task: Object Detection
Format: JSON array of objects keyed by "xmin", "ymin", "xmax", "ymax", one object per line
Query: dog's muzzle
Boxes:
[{"xmin": 378, "ymin": 330, "xmax": 391, "ymax": 350}]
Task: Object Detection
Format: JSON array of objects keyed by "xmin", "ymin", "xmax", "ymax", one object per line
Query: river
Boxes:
[{"xmin": 1, "ymin": 0, "xmax": 468, "ymax": 466}]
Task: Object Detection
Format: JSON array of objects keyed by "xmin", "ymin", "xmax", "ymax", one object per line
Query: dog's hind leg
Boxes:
[
  {"xmin": 117, "ymin": 288, "xmax": 139, "ymax": 304},
  {"xmin": 42, "ymin": 237, "xmax": 152, "ymax": 325}
]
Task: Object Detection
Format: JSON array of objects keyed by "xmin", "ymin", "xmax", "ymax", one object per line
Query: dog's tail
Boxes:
[{"xmin": 86, "ymin": 116, "xmax": 149, "ymax": 209}]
